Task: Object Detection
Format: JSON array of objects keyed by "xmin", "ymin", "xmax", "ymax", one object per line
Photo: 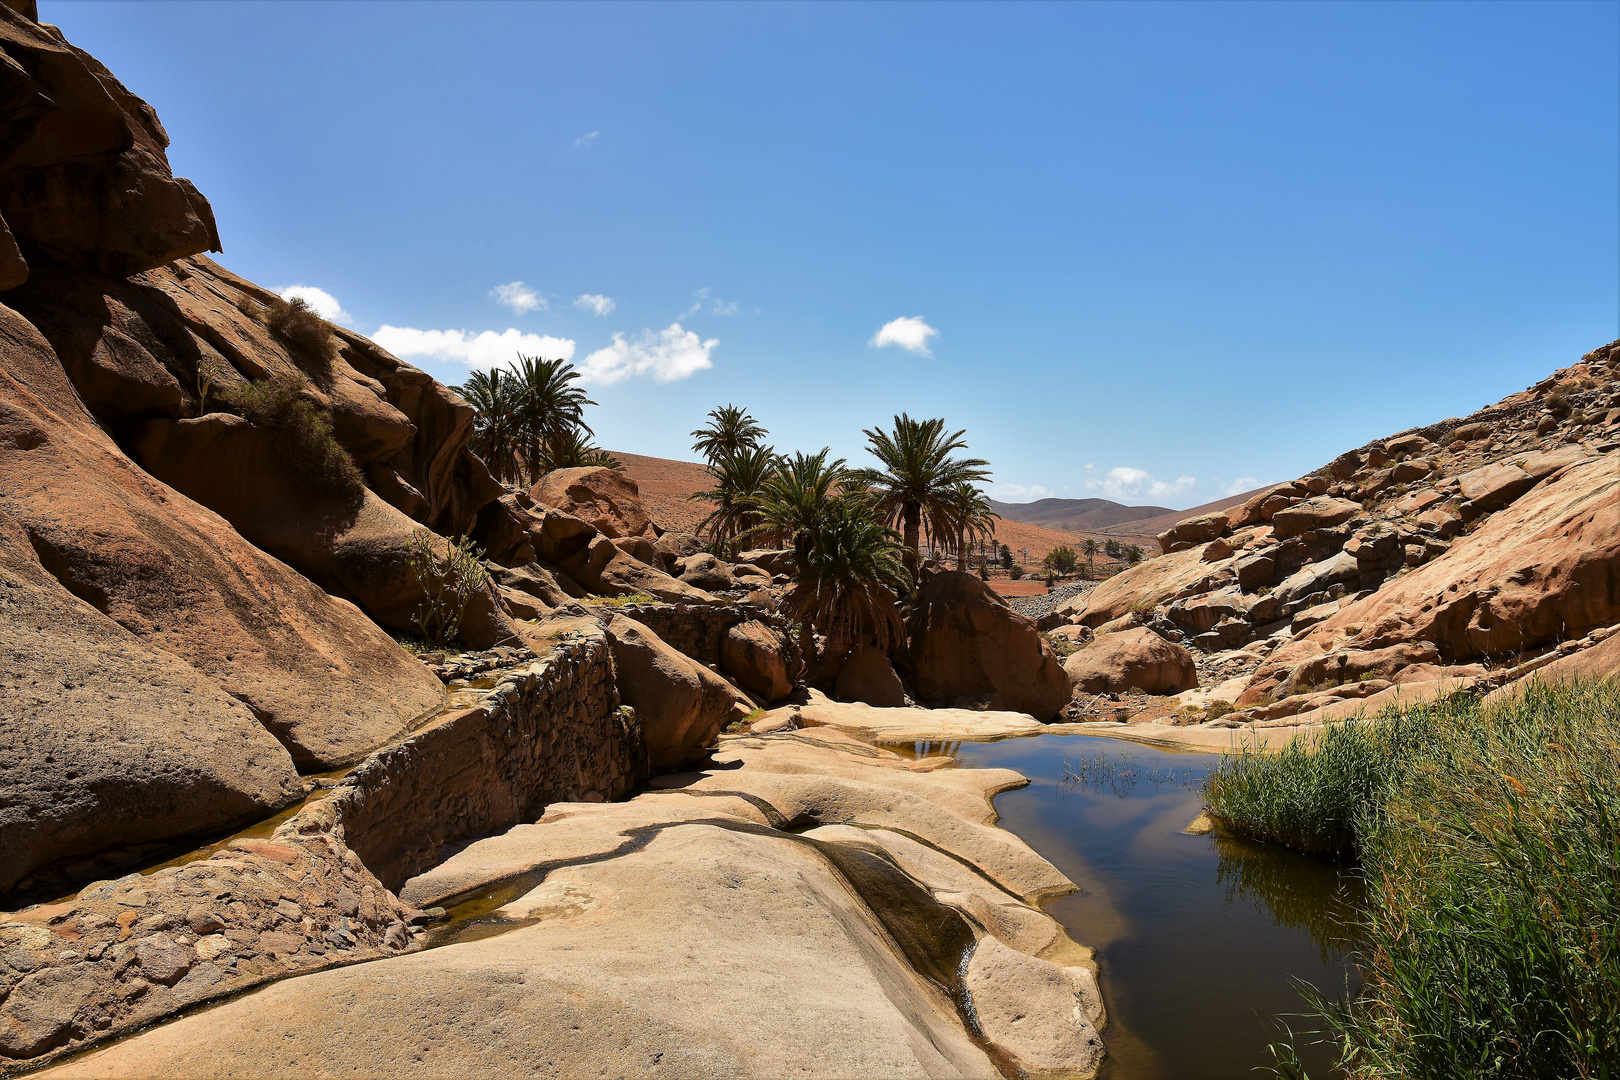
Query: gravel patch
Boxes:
[{"xmin": 1004, "ymin": 581, "xmax": 1094, "ymax": 620}]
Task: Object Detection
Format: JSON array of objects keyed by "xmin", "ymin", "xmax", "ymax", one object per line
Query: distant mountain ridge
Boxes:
[{"xmin": 988, "ymin": 496, "xmax": 1174, "ymax": 533}]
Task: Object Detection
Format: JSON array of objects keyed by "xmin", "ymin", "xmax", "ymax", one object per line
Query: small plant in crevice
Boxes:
[
  {"xmin": 405, "ymin": 529, "xmax": 490, "ymax": 647},
  {"xmin": 223, "ymin": 372, "xmax": 364, "ymax": 498}
]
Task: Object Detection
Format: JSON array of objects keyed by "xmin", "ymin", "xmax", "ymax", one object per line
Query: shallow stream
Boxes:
[{"xmin": 919, "ymin": 732, "xmax": 1363, "ymax": 1080}]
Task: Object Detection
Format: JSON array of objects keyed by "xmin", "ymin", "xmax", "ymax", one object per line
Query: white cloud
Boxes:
[
  {"xmin": 1084, "ymin": 464, "xmax": 1196, "ymax": 503},
  {"xmin": 574, "ymin": 131, "xmax": 599, "ymax": 147},
  {"xmin": 574, "ymin": 294, "xmax": 616, "ymax": 316},
  {"xmin": 992, "ymin": 482, "xmax": 1053, "ymax": 501},
  {"xmin": 1220, "ymin": 476, "xmax": 1260, "ymax": 497},
  {"xmin": 869, "ymin": 316, "xmax": 938, "ymax": 357},
  {"xmin": 680, "ymin": 288, "xmax": 740, "ymax": 319},
  {"xmin": 579, "ymin": 322, "xmax": 716, "ymax": 385},
  {"xmin": 278, "ymin": 285, "xmax": 351, "ymax": 324},
  {"xmin": 491, "ymin": 282, "xmax": 545, "ymax": 314},
  {"xmin": 369, "ymin": 326, "xmax": 576, "ymax": 371}
]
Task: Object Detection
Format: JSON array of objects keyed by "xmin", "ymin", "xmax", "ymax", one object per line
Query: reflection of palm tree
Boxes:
[
  {"xmin": 457, "ymin": 368, "xmax": 525, "ymax": 485},
  {"xmin": 853, "ymin": 414, "xmax": 990, "ymax": 584},
  {"xmin": 1215, "ymin": 835, "xmax": 1365, "ymax": 967},
  {"xmin": 783, "ymin": 497, "xmax": 909, "ymax": 662},
  {"xmin": 691, "ymin": 444, "xmax": 777, "ymax": 551},
  {"xmin": 691, "ymin": 404, "xmax": 767, "ymax": 463}
]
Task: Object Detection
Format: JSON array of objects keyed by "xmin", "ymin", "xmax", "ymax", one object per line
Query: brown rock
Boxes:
[
  {"xmin": 1062, "ymin": 627, "xmax": 1198, "ymax": 695},
  {"xmin": 0, "ymin": 509, "xmax": 302, "ymax": 894},
  {"xmin": 1252, "ymin": 456, "xmax": 1620, "ymax": 681},
  {"xmin": 125, "ymin": 413, "xmax": 520, "ymax": 655},
  {"xmin": 1457, "ymin": 461, "xmax": 1536, "ymax": 515},
  {"xmin": 604, "ymin": 615, "xmax": 741, "ymax": 773},
  {"xmin": 735, "ymin": 549, "xmax": 795, "ymax": 577},
  {"xmin": 1269, "ymin": 496, "xmax": 1361, "ymax": 540},
  {"xmin": 0, "ymin": 304, "xmax": 443, "ymax": 774},
  {"xmin": 0, "ymin": 10, "xmax": 219, "ymax": 279},
  {"xmin": 720, "ymin": 620, "xmax": 794, "ymax": 702},
  {"xmin": 900, "ymin": 572, "xmax": 1070, "ymax": 721},
  {"xmin": 833, "ymin": 645, "xmax": 906, "ymax": 707},
  {"xmin": 530, "ymin": 467, "xmax": 649, "ymax": 539},
  {"xmin": 674, "ymin": 552, "xmax": 736, "ymax": 593}
]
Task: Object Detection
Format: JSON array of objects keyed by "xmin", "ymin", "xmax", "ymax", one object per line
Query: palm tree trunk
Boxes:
[{"xmin": 902, "ymin": 501, "xmax": 920, "ymax": 585}]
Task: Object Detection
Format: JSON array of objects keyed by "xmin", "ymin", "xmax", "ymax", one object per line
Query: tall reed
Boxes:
[{"xmin": 1206, "ymin": 680, "xmax": 1620, "ymax": 1079}]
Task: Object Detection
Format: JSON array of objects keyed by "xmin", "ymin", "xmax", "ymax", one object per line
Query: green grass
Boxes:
[
  {"xmin": 224, "ymin": 372, "xmax": 363, "ymax": 497},
  {"xmin": 1208, "ymin": 680, "xmax": 1620, "ymax": 1078}
]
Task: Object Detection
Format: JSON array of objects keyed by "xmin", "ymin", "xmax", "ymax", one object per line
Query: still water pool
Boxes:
[{"xmin": 921, "ymin": 732, "xmax": 1362, "ymax": 1080}]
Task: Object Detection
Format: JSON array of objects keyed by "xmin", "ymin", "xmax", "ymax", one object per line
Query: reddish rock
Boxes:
[
  {"xmin": 1457, "ymin": 461, "xmax": 1536, "ymax": 515},
  {"xmin": 604, "ymin": 615, "xmax": 742, "ymax": 773},
  {"xmin": 900, "ymin": 572, "xmax": 1070, "ymax": 721},
  {"xmin": 531, "ymin": 467, "xmax": 650, "ymax": 539},
  {"xmin": 721, "ymin": 620, "xmax": 795, "ymax": 702},
  {"xmin": 834, "ymin": 645, "xmax": 906, "ymax": 707},
  {"xmin": 1062, "ymin": 628, "xmax": 1197, "ymax": 696},
  {"xmin": 1269, "ymin": 496, "xmax": 1361, "ymax": 540}
]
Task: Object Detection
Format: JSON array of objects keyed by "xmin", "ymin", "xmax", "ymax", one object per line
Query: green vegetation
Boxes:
[
  {"xmin": 690, "ymin": 444, "xmax": 779, "ymax": 549},
  {"xmin": 853, "ymin": 413, "xmax": 991, "ymax": 584},
  {"xmin": 405, "ymin": 529, "xmax": 490, "ymax": 646},
  {"xmin": 593, "ymin": 592, "xmax": 659, "ymax": 607},
  {"xmin": 457, "ymin": 355, "xmax": 609, "ymax": 485},
  {"xmin": 1043, "ymin": 545, "xmax": 1079, "ymax": 578},
  {"xmin": 1207, "ymin": 681, "xmax": 1620, "ymax": 1079},
  {"xmin": 691, "ymin": 403, "xmax": 768, "ymax": 460},
  {"xmin": 781, "ymin": 496, "xmax": 910, "ymax": 660},
  {"xmin": 223, "ymin": 372, "xmax": 364, "ymax": 497}
]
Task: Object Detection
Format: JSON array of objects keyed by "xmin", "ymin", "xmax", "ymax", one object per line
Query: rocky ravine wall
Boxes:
[{"xmin": 0, "ymin": 629, "xmax": 637, "ymax": 1071}]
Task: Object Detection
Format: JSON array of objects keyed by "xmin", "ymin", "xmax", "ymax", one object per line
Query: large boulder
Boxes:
[
  {"xmin": 1059, "ymin": 543, "xmax": 1226, "ymax": 627},
  {"xmin": 1268, "ymin": 496, "xmax": 1361, "ymax": 540},
  {"xmin": 125, "ymin": 413, "xmax": 520, "ymax": 652},
  {"xmin": 1062, "ymin": 627, "xmax": 1198, "ymax": 696},
  {"xmin": 530, "ymin": 467, "xmax": 649, "ymax": 539},
  {"xmin": 604, "ymin": 615, "xmax": 743, "ymax": 773},
  {"xmin": 0, "ymin": 7, "xmax": 219, "ymax": 284},
  {"xmin": 0, "ymin": 304, "xmax": 444, "ymax": 771},
  {"xmin": 900, "ymin": 572, "xmax": 1070, "ymax": 721},
  {"xmin": 674, "ymin": 552, "xmax": 737, "ymax": 593},
  {"xmin": 720, "ymin": 620, "xmax": 795, "ymax": 702},
  {"xmin": 834, "ymin": 645, "xmax": 906, "ymax": 708},
  {"xmin": 0, "ymin": 510, "xmax": 303, "ymax": 894},
  {"xmin": 736, "ymin": 548, "xmax": 795, "ymax": 577},
  {"xmin": 1247, "ymin": 455, "xmax": 1620, "ymax": 697}
]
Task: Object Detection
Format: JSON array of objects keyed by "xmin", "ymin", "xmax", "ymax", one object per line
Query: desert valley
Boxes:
[{"xmin": 1, "ymin": 3, "xmax": 1618, "ymax": 1079}]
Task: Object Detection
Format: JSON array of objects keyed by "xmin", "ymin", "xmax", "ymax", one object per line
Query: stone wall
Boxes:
[
  {"xmin": 316, "ymin": 627, "xmax": 644, "ymax": 892},
  {"xmin": 0, "ymin": 628, "xmax": 642, "ymax": 1070}
]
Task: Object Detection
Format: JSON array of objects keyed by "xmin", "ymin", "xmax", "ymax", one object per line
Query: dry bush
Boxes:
[{"xmin": 224, "ymin": 373, "xmax": 363, "ymax": 497}]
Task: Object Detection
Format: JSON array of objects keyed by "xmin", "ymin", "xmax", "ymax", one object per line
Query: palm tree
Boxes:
[
  {"xmin": 690, "ymin": 444, "xmax": 778, "ymax": 551},
  {"xmin": 514, "ymin": 355, "xmax": 596, "ymax": 483},
  {"xmin": 691, "ymin": 404, "xmax": 767, "ymax": 464},
  {"xmin": 783, "ymin": 497, "xmax": 910, "ymax": 663},
  {"xmin": 746, "ymin": 448, "xmax": 848, "ymax": 549},
  {"xmin": 1082, "ymin": 537, "xmax": 1098, "ymax": 575},
  {"xmin": 945, "ymin": 482, "xmax": 997, "ymax": 572},
  {"xmin": 853, "ymin": 413, "xmax": 991, "ymax": 584},
  {"xmin": 456, "ymin": 368, "xmax": 526, "ymax": 485},
  {"xmin": 537, "ymin": 425, "xmax": 623, "ymax": 472}
]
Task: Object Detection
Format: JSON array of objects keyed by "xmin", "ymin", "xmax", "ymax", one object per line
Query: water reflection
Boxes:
[{"xmin": 918, "ymin": 732, "xmax": 1359, "ymax": 1080}]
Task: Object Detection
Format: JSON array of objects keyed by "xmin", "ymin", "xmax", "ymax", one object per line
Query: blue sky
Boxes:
[{"xmin": 51, "ymin": 1, "xmax": 1619, "ymax": 508}]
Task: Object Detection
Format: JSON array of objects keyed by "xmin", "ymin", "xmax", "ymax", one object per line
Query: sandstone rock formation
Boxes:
[
  {"xmin": 1066, "ymin": 338, "xmax": 1620, "ymax": 730},
  {"xmin": 900, "ymin": 571, "xmax": 1071, "ymax": 720},
  {"xmin": 530, "ymin": 466, "xmax": 650, "ymax": 538},
  {"xmin": 1063, "ymin": 627, "xmax": 1198, "ymax": 695},
  {"xmin": 834, "ymin": 644, "xmax": 907, "ymax": 707},
  {"xmin": 720, "ymin": 619, "xmax": 795, "ymax": 701},
  {"xmin": 604, "ymin": 614, "xmax": 742, "ymax": 772},
  {"xmin": 0, "ymin": 511, "xmax": 303, "ymax": 894}
]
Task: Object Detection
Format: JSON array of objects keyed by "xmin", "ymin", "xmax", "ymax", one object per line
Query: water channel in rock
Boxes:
[{"xmin": 909, "ymin": 731, "xmax": 1363, "ymax": 1080}]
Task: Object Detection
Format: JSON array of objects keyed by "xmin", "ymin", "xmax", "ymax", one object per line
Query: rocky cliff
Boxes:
[{"xmin": 1056, "ymin": 341, "xmax": 1620, "ymax": 726}]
